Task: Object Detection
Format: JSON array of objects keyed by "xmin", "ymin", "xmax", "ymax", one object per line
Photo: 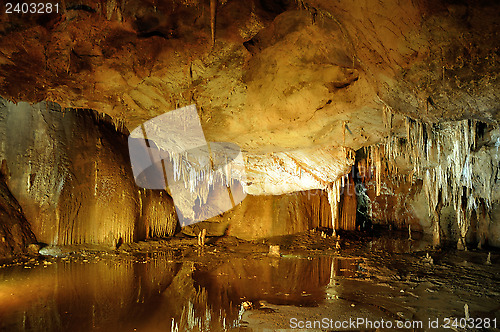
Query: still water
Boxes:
[{"xmin": 0, "ymin": 253, "xmax": 360, "ymax": 331}]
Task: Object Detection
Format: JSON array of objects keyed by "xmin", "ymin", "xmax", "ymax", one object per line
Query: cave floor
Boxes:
[{"xmin": 0, "ymin": 231, "xmax": 499, "ymax": 332}]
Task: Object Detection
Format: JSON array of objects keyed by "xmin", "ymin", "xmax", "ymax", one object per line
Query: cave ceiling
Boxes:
[{"xmin": 0, "ymin": 0, "xmax": 498, "ymax": 193}]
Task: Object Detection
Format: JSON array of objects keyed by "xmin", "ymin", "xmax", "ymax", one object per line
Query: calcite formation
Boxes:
[
  {"xmin": 0, "ymin": 99, "xmax": 177, "ymax": 247},
  {"xmin": 0, "ymin": 0, "xmax": 498, "ymax": 253}
]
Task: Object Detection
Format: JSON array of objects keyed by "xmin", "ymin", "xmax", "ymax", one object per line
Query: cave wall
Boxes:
[
  {"xmin": 0, "ymin": 0, "xmax": 499, "ymax": 247},
  {"xmin": 0, "ymin": 172, "xmax": 36, "ymax": 258},
  {"xmin": 358, "ymin": 117, "xmax": 500, "ymax": 248},
  {"xmin": 0, "ymin": 99, "xmax": 177, "ymax": 247},
  {"xmin": 1, "ymin": 0, "xmax": 497, "ymax": 149},
  {"xmin": 183, "ymin": 189, "xmax": 332, "ymax": 239},
  {"xmin": 183, "ymin": 186, "xmax": 359, "ymax": 240}
]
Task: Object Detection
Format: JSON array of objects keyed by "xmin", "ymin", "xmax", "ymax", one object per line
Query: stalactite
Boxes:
[
  {"xmin": 342, "ymin": 121, "xmax": 346, "ymax": 145},
  {"xmin": 210, "ymin": 0, "xmax": 217, "ymax": 46},
  {"xmin": 326, "ymin": 178, "xmax": 342, "ymax": 236},
  {"xmin": 165, "ymin": 146, "xmax": 243, "ymax": 208},
  {"xmin": 476, "ymin": 201, "xmax": 490, "ymax": 249},
  {"xmin": 382, "ymin": 105, "xmax": 393, "ymax": 130},
  {"xmin": 367, "ymin": 145, "xmax": 383, "ymax": 196},
  {"xmin": 370, "ymin": 114, "xmax": 496, "ymax": 248}
]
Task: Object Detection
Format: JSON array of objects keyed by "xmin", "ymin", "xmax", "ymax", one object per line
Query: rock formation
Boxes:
[
  {"xmin": 0, "ymin": 99, "xmax": 177, "ymax": 251},
  {"xmin": 0, "ymin": 0, "xmax": 499, "ymax": 253},
  {"xmin": 0, "ymin": 170, "xmax": 36, "ymax": 257}
]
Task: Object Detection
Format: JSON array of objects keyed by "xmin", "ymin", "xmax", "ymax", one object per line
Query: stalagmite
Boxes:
[
  {"xmin": 422, "ymin": 253, "xmax": 433, "ymax": 264},
  {"xmin": 197, "ymin": 228, "xmax": 207, "ymax": 246}
]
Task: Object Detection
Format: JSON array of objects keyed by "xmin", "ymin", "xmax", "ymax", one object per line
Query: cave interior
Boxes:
[{"xmin": 0, "ymin": 0, "xmax": 499, "ymax": 331}]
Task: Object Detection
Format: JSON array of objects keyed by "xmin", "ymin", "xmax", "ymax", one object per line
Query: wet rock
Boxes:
[
  {"xmin": 138, "ymin": 190, "xmax": 177, "ymax": 240},
  {"xmin": 182, "ymin": 220, "xmax": 230, "ymax": 238},
  {"xmin": 268, "ymin": 245, "xmax": 280, "ymax": 258},
  {"xmin": 27, "ymin": 243, "xmax": 42, "ymax": 255},
  {"xmin": 0, "ymin": 173, "xmax": 36, "ymax": 258},
  {"xmin": 39, "ymin": 245, "xmax": 66, "ymax": 257},
  {"xmin": 422, "ymin": 253, "xmax": 433, "ymax": 265},
  {"xmin": 241, "ymin": 301, "xmax": 253, "ymax": 310},
  {"xmin": 0, "ymin": 100, "xmax": 177, "ymax": 247},
  {"xmin": 195, "ymin": 190, "xmax": 333, "ymax": 240},
  {"xmin": 457, "ymin": 238, "xmax": 466, "ymax": 251}
]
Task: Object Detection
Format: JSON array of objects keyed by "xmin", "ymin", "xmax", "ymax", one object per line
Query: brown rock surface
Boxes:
[
  {"xmin": 0, "ymin": 173, "xmax": 36, "ymax": 258},
  {"xmin": 0, "ymin": 0, "xmax": 498, "ymax": 246},
  {"xmin": 0, "ymin": 99, "xmax": 177, "ymax": 247}
]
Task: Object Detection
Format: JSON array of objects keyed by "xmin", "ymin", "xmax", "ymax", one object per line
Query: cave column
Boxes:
[{"xmin": 327, "ymin": 181, "xmax": 340, "ymax": 237}]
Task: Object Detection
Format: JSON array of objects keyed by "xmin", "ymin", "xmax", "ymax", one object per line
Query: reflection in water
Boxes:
[
  {"xmin": 328, "ymin": 257, "xmax": 360, "ymax": 280},
  {"xmin": 368, "ymin": 233, "xmax": 431, "ymax": 253},
  {"xmin": 194, "ymin": 256, "xmax": 332, "ymax": 308},
  {"xmin": 0, "ymin": 254, "xmax": 363, "ymax": 331}
]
